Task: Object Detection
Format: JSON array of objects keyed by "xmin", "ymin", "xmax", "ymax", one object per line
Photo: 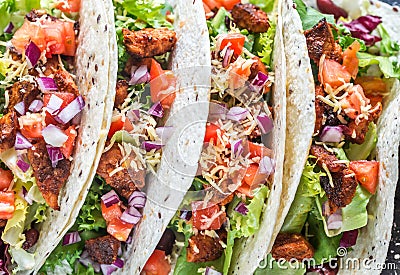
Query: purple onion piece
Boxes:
[
  {"xmin": 128, "ymin": 191, "xmax": 147, "ymax": 208},
  {"xmin": 129, "ymin": 65, "xmax": 150, "ymax": 85},
  {"xmin": 46, "ymin": 145, "xmax": 64, "ymax": 168},
  {"xmin": 208, "ymin": 102, "xmax": 228, "ymax": 122},
  {"xmin": 79, "ymin": 251, "xmax": 101, "ymax": 273},
  {"xmin": 14, "ymin": 101, "xmax": 25, "ymax": 115},
  {"xmin": 340, "ymin": 229, "xmax": 359, "ymax": 248},
  {"xmin": 142, "ymin": 141, "xmax": 164, "ymax": 152},
  {"xmin": 37, "ymin": 77, "xmax": 58, "ymax": 92},
  {"xmin": 62, "ymin": 231, "xmax": 81, "ymax": 246},
  {"xmin": 56, "ymin": 95, "xmax": 85, "ymax": 124},
  {"xmin": 4, "ymin": 22, "xmax": 14, "ymax": 34},
  {"xmin": 101, "ymin": 190, "xmax": 120, "ymax": 208},
  {"xmin": 155, "ymin": 126, "xmax": 174, "ymax": 143},
  {"xmin": 256, "ymin": 113, "xmax": 273, "ymax": 134},
  {"xmin": 127, "ymin": 109, "xmax": 140, "ymax": 122},
  {"xmin": 259, "ymin": 156, "xmax": 275, "ymax": 176},
  {"xmin": 226, "ymin": 107, "xmax": 248, "ymax": 122},
  {"xmin": 120, "ymin": 206, "xmax": 142, "ymax": 225},
  {"xmin": 327, "ymin": 209, "xmax": 342, "ymax": 230},
  {"xmin": 231, "ymin": 139, "xmax": 243, "ymax": 158},
  {"xmin": 205, "ymin": 266, "xmax": 222, "ymax": 275},
  {"xmin": 113, "ymin": 258, "xmax": 124, "ymax": 269},
  {"xmin": 320, "ymin": 126, "xmax": 345, "ymax": 143},
  {"xmin": 251, "ymin": 71, "xmax": 268, "ymax": 93},
  {"xmin": 234, "ymin": 202, "xmax": 248, "ymax": 215},
  {"xmin": 25, "ymin": 41, "xmax": 41, "ymax": 68},
  {"xmin": 42, "ymin": 124, "xmax": 68, "ymax": 147},
  {"xmin": 28, "ymin": 99, "xmax": 44, "ymax": 113},
  {"xmin": 180, "ymin": 210, "xmax": 192, "ymax": 221},
  {"xmin": 16, "ymin": 157, "xmax": 30, "ymax": 173},
  {"xmin": 15, "ymin": 132, "xmax": 32, "ymax": 150},
  {"xmin": 100, "ymin": 264, "xmax": 118, "ymax": 275},
  {"xmin": 222, "ymin": 47, "xmax": 234, "ymax": 68},
  {"xmin": 148, "ymin": 102, "xmax": 164, "ymax": 118}
]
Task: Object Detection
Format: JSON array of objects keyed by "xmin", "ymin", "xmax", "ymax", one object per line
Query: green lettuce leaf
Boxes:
[
  {"xmin": 253, "ymin": 22, "xmax": 276, "ymax": 66},
  {"xmin": 0, "ymin": 0, "xmax": 15, "ymax": 36},
  {"xmin": 210, "ymin": 7, "xmax": 230, "ymax": 35},
  {"xmin": 345, "ymin": 122, "xmax": 377, "ymax": 160},
  {"xmin": 250, "ymin": 0, "xmax": 275, "ymax": 13},
  {"xmin": 378, "ymin": 24, "xmax": 400, "ymax": 56},
  {"xmin": 254, "ymin": 254, "xmax": 307, "ymax": 274},
  {"xmin": 173, "ymin": 247, "xmax": 225, "ymax": 275},
  {"xmin": 357, "ymin": 52, "xmax": 400, "ymax": 78},
  {"xmin": 9, "ymin": 247, "xmax": 35, "ymax": 272},
  {"xmin": 41, "ymin": 242, "xmax": 83, "ymax": 274},
  {"xmin": 281, "ymin": 159, "xmax": 325, "ymax": 233},
  {"xmin": 341, "ymin": 185, "xmax": 372, "ymax": 232},
  {"xmin": 293, "ymin": 0, "xmax": 334, "ymax": 31},
  {"xmin": 15, "ymin": 0, "xmax": 40, "ymax": 12}
]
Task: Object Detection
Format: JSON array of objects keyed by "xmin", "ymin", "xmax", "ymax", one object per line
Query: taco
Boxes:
[
  {"xmin": 0, "ymin": 0, "xmax": 114, "ymax": 273},
  {"xmin": 39, "ymin": 0, "xmax": 212, "ymax": 274},
  {"xmin": 136, "ymin": 0, "xmax": 287, "ymax": 274},
  {"xmin": 256, "ymin": 0, "xmax": 400, "ymax": 273}
]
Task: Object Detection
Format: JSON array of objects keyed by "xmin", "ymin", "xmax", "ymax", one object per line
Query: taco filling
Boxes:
[
  {"xmin": 143, "ymin": 1, "xmax": 277, "ymax": 274},
  {"xmin": 42, "ymin": 0, "xmax": 177, "ymax": 274}
]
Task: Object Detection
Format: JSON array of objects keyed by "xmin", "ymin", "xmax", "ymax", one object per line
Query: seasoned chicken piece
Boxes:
[
  {"xmin": 272, "ymin": 233, "xmax": 314, "ymax": 261},
  {"xmin": 85, "ymin": 235, "xmax": 120, "ymax": 265},
  {"xmin": 187, "ymin": 230, "xmax": 227, "ymax": 263},
  {"xmin": 114, "ymin": 80, "xmax": 128, "ymax": 108},
  {"xmin": 304, "ymin": 18, "xmax": 343, "ymax": 64},
  {"xmin": 231, "ymin": 3, "xmax": 270, "ymax": 33},
  {"xmin": 0, "ymin": 111, "xmax": 17, "ymax": 154},
  {"xmin": 123, "ymin": 28, "xmax": 177, "ymax": 58},
  {"xmin": 314, "ymin": 84, "xmax": 325, "ymax": 134},
  {"xmin": 53, "ymin": 69, "xmax": 79, "ymax": 95},
  {"xmin": 97, "ymin": 144, "xmax": 143, "ymax": 199},
  {"xmin": 310, "ymin": 144, "xmax": 347, "ymax": 173},
  {"xmin": 8, "ymin": 81, "xmax": 40, "ymax": 112},
  {"xmin": 320, "ymin": 169, "xmax": 358, "ymax": 209},
  {"xmin": 27, "ymin": 140, "xmax": 71, "ymax": 210}
]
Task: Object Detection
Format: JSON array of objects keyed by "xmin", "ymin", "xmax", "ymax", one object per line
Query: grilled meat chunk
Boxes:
[
  {"xmin": 187, "ymin": 230, "xmax": 227, "ymax": 263},
  {"xmin": 85, "ymin": 235, "xmax": 120, "ymax": 265},
  {"xmin": 314, "ymin": 85, "xmax": 325, "ymax": 134},
  {"xmin": 0, "ymin": 219, "xmax": 6, "ymax": 227},
  {"xmin": 304, "ymin": 18, "xmax": 342, "ymax": 64},
  {"xmin": 26, "ymin": 9, "xmax": 56, "ymax": 22},
  {"xmin": 249, "ymin": 56, "xmax": 268, "ymax": 80},
  {"xmin": 310, "ymin": 144, "xmax": 346, "ymax": 173},
  {"xmin": 123, "ymin": 28, "xmax": 177, "ymax": 58},
  {"xmin": 22, "ymin": 228, "xmax": 39, "ymax": 250},
  {"xmin": 0, "ymin": 111, "xmax": 17, "ymax": 154},
  {"xmin": 8, "ymin": 81, "xmax": 40, "ymax": 112},
  {"xmin": 114, "ymin": 80, "xmax": 128, "ymax": 108},
  {"xmin": 97, "ymin": 144, "xmax": 143, "ymax": 199},
  {"xmin": 320, "ymin": 169, "xmax": 358, "ymax": 210},
  {"xmin": 27, "ymin": 140, "xmax": 71, "ymax": 209},
  {"xmin": 53, "ymin": 69, "xmax": 79, "ymax": 95},
  {"xmin": 231, "ymin": 3, "xmax": 270, "ymax": 33},
  {"xmin": 272, "ymin": 233, "xmax": 314, "ymax": 261}
]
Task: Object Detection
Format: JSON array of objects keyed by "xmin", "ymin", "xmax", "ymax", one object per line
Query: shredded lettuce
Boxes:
[
  {"xmin": 250, "ymin": 0, "xmax": 275, "ymax": 13},
  {"xmin": 357, "ymin": 52, "xmax": 400, "ymax": 78},
  {"xmin": 341, "ymin": 185, "xmax": 372, "ymax": 232},
  {"xmin": 253, "ymin": 23, "xmax": 276, "ymax": 66},
  {"xmin": 345, "ymin": 122, "xmax": 377, "ymax": 160},
  {"xmin": 377, "ymin": 24, "xmax": 400, "ymax": 56},
  {"xmin": 293, "ymin": 0, "xmax": 334, "ymax": 31}
]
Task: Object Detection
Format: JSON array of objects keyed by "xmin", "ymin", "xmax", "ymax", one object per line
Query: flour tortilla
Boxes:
[
  {"xmin": 24, "ymin": 0, "xmax": 117, "ymax": 273},
  {"xmin": 116, "ymin": 0, "xmax": 212, "ymax": 273},
  {"xmin": 277, "ymin": 0, "xmax": 400, "ymax": 274}
]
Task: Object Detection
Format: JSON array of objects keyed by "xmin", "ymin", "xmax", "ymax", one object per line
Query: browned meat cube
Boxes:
[
  {"xmin": 187, "ymin": 230, "xmax": 227, "ymax": 263},
  {"xmin": 232, "ymin": 3, "xmax": 270, "ymax": 33},
  {"xmin": 123, "ymin": 28, "xmax": 177, "ymax": 58},
  {"xmin": 8, "ymin": 81, "xmax": 40, "ymax": 112},
  {"xmin": 53, "ymin": 69, "xmax": 79, "ymax": 95},
  {"xmin": 271, "ymin": 233, "xmax": 314, "ymax": 261},
  {"xmin": 0, "ymin": 111, "xmax": 17, "ymax": 154},
  {"xmin": 304, "ymin": 18, "xmax": 343, "ymax": 64},
  {"xmin": 321, "ymin": 169, "xmax": 358, "ymax": 210},
  {"xmin": 114, "ymin": 80, "xmax": 128, "ymax": 108},
  {"xmin": 314, "ymin": 85, "xmax": 325, "ymax": 134},
  {"xmin": 27, "ymin": 140, "xmax": 71, "ymax": 210},
  {"xmin": 85, "ymin": 235, "xmax": 121, "ymax": 265},
  {"xmin": 310, "ymin": 144, "xmax": 347, "ymax": 173},
  {"xmin": 97, "ymin": 144, "xmax": 144, "ymax": 199},
  {"xmin": 0, "ymin": 219, "xmax": 6, "ymax": 227}
]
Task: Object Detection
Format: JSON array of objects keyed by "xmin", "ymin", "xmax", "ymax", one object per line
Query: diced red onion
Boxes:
[
  {"xmin": 79, "ymin": 251, "xmax": 101, "ymax": 273},
  {"xmin": 327, "ymin": 209, "xmax": 342, "ymax": 230},
  {"xmin": 126, "ymin": 235, "xmax": 132, "ymax": 244},
  {"xmin": 128, "ymin": 191, "xmax": 147, "ymax": 208},
  {"xmin": 259, "ymin": 156, "xmax": 275, "ymax": 176},
  {"xmin": 340, "ymin": 229, "xmax": 358, "ymax": 248},
  {"xmin": 71, "ymin": 112, "xmax": 82, "ymax": 125},
  {"xmin": 42, "ymin": 124, "xmax": 68, "ymax": 147},
  {"xmin": 20, "ymin": 186, "xmax": 33, "ymax": 205},
  {"xmin": 256, "ymin": 113, "xmax": 273, "ymax": 134},
  {"xmin": 234, "ymin": 202, "xmax": 248, "ymax": 215},
  {"xmin": 28, "ymin": 99, "xmax": 43, "ymax": 113},
  {"xmin": 155, "ymin": 126, "xmax": 174, "ymax": 142},
  {"xmin": 100, "ymin": 264, "xmax": 117, "ymax": 275},
  {"xmin": 208, "ymin": 102, "xmax": 228, "ymax": 122},
  {"xmin": 127, "ymin": 109, "xmax": 140, "ymax": 122},
  {"xmin": 231, "ymin": 139, "xmax": 243, "ymax": 158},
  {"xmin": 180, "ymin": 210, "xmax": 192, "ymax": 221},
  {"xmin": 15, "ymin": 132, "xmax": 33, "ymax": 150},
  {"xmin": 37, "ymin": 77, "xmax": 57, "ymax": 92},
  {"xmin": 120, "ymin": 206, "xmax": 142, "ymax": 225},
  {"xmin": 25, "ymin": 41, "xmax": 41, "ymax": 68},
  {"xmin": 46, "ymin": 94, "xmax": 63, "ymax": 115},
  {"xmin": 101, "ymin": 190, "xmax": 120, "ymax": 208},
  {"xmin": 14, "ymin": 101, "xmax": 25, "ymax": 115},
  {"xmin": 56, "ymin": 96, "xmax": 84, "ymax": 124},
  {"xmin": 222, "ymin": 47, "xmax": 234, "ymax": 68},
  {"xmin": 16, "ymin": 156, "xmax": 30, "ymax": 173},
  {"xmin": 142, "ymin": 141, "xmax": 164, "ymax": 151},
  {"xmin": 226, "ymin": 107, "xmax": 248, "ymax": 122},
  {"xmin": 46, "ymin": 145, "xmax": 64, "ymax": 168},
  {"xmin": 113, "ymin": 258, "xmax": 124, "ymax": 269},
  {"xmin": 148, "ymin": 102, "xmax": 164, "ymax": 118},
  {"xmin": 205, "ymin": 267, "xmax": 222, "ymax": 275},
  {"xmin": 62, "ymin": 231, "xmax": 81, "ymax": 246},
  {"xmin": 251, "ymin": 72, "xmax": 269, "ymax": 93},
  {"xmin": 320, "ymin": 126, "xmax": 345, "ymax": 143},
  {"xmin": 129, "ymin": 65, "xmax": 150, "ymax": 85},
  {"xmin": 4, "ymin": 22, "xmax": 14, "ymax": 34}
]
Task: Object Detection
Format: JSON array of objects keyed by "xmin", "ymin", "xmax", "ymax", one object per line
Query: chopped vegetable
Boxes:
[
  {"xmin": 349, "ymin": 161, "xmax": 379, "ymax": 194},
  {"xmin": 342, "ymin": 40, "xmax": 360, "ymax": 79},
  {"xmin": 149, "ymin": 59, "xmax": 176, "ymax": 109},
  {"xmin": 60, "ymin": 126, "xmax": 77, "ymax": 158},
  {"xmin": 0, "ymin": 191, "xmax": 15, "ymax": 219},
  {"xmin": 0, "ymin": 168, "xmax": 13, "ymax": 191},
  {"xmin": 19, "ymin": 113, "xmax": 44, "ymax": 139},
  {"xmin": 319, "ymin": 59, "xmax": 351, "ymax": 89},
  {"xmin": 143, "ymin": 249, "xmax": 171, "ymax": 275},
  {"xmin": 217, "ymin": 33, "xmax": 246, "ymax": 56},
  {"xmin": 191, "ymin": 201, "xmax": 226, "ymax": 230}
]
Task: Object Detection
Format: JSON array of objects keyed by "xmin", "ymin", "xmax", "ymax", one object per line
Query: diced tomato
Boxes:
[
  {"xmin": 108, "ymin": 115, "xmax": 125, "ymax": 138},
  {"xmin": 0, "ymin": 191, "xmax": 15, "ymax": 220},
  {"xmin": 204, "ymin": 123, "xmax": 224, "ymax": 145},
  {"xmin": 248, "ymin": 141, "xmax": 272, "ymax": 159},
  {"xmin": 11, "ymin": 21, "xmax": 47, "ymax": 53},
  {"xmin": 203, "ymin": 0, "xmax": 220, "ymax": 9},
  {"xmin": 149, "ymin": 59, "xmax": 176, "ymax": 109},
  {"xmin": 143, "ymin": 250, "xmax": 171, "ymax": 275},
  {"xmin": 236, "ymin": 182, "xmax": 254, "ymax": 198},
  {"xmin": 62, "ymin": 21, "xmax": 76, "ymax": 56},
  {"xmin": 319, "ymin": 59, "xmax": 351, "ymax": 89},
  {"xmin": 203, "ymin": 3, "xmax": 213, "ymax": 19},
  {"xmin": 191, "ymin": 201, "xmax": 226, "ymax": 230},
  {"xmin": 229, "ymin": 58, "xmax": 253, "ymax": 89},
  {"xmin": 101, "ymin": 201, "xmax": 123, "ymax": 222},
  {"xmin": 107, "ymin": 217, "xmax": 134, "ymax": 242},
  {"xmin": 60, "ymin": 126, "xmax": 77, "ymax": 158},
  {"xmin": 342, "ymin": 41, "xmax": 360, "ymax": 79},
  {"xmin": 339, "ymin": 85, "xmax": 370, "ymax": 120},
  {"xmin": 43, "ymin": 93, "xmax": 77, "ymax": 110},
  {"xmin": 0, "ymin": 169, "xmax": 13, "ymax": 191},
  {"xmin": 354, "ymin": 76, "xmax": 386, "ymax": 106},
  {"xmin": 19, "ymin": 113, "xmax": 44, "ymax": 139},
  {"xmin": 43, "ymin": 21, "xmax": 66, "ymax": 57},
  {"xmin": 216, "ymin": 0, "xmax": 241, "ymax": 10},
  {"xmin": 243, "ymin": 163, "xmax": 267, "ymax": 188},
  {"xmin": 217, "ymin": 33, "xmax": 246, "ymax": 56},
  {"xmin": 55, "ymin": 0, "xmax": 81, "ymax": 13},
  {"xmin": 350, "ymin": 161, "xmax": 379, "ymax": 194}
]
